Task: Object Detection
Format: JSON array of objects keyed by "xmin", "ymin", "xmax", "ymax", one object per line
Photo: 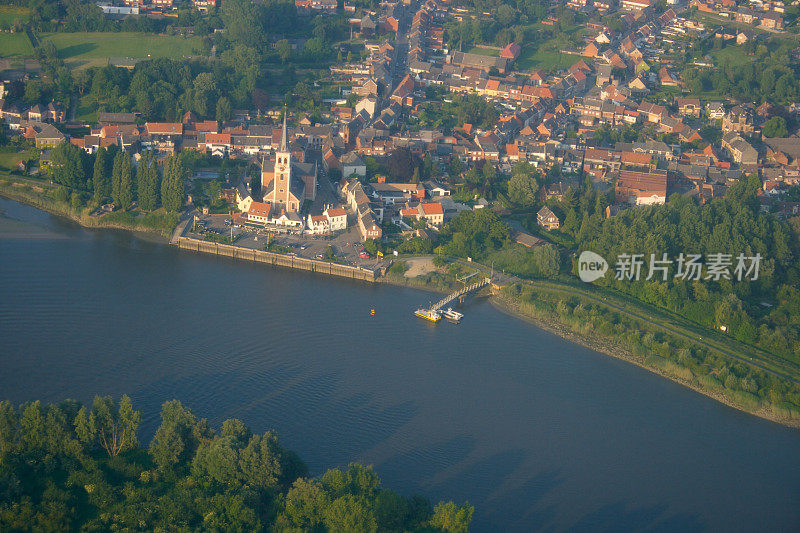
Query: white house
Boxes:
[
  {"xmin": 306, "ymin": 214, "xmax": 330, "ymax": 234},
  {"xmin": 247, "ymin": 201, "xmax": 272, "ymax": 224},
  {"xmin": 236, "ymin": 182, "xmax": 253, "ymax": 212},
  {"xmin": 272, "ymin": 210, "xmax": 305, "ymax": 229},
  {"xmin": 324, "ymin": 207, "xmax": 347, "ymax": 231},
  {"xmin": 341, "ymin": 152, "xmax": 367, "ymax": 177}
]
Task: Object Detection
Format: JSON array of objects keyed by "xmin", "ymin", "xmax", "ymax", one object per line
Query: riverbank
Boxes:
[
  {"xmin": 489, "ymin": 289, "xmax": 800, "ymax": 428},
  {"xmin": 381, "ymin": 256, "xmax": 800, "ymax": 428},
  {"xmin": 0, "ymin": 176, "xmax": 179, "ymax": 239}
]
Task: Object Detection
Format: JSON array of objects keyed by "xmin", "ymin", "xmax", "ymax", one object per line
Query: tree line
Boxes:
[
  {"xmin": 0, "ymin": 396, "xmax": 474, "ymax": 532},
  {"xmin": 51, "ymin": 143, "xmax": 187, "ymax": 212},
  {"xmin": 570, "ymin": 176, "xmax": 800, "ymax": 366}
]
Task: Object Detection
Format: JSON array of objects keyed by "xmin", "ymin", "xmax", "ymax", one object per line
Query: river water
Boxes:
[{"xmin": 1, "ymin": 197, "xmax": 798, "ymax": 531}]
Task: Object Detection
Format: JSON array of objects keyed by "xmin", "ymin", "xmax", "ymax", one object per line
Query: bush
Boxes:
[{"xmin": 388, "ymin": 261, "xmax": 407, "ymax": 275}]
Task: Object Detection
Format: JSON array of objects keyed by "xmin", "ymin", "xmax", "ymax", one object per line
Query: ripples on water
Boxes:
[{"xmin": 1, "ymin": 198, "xmax": 799, "ymax": 532}]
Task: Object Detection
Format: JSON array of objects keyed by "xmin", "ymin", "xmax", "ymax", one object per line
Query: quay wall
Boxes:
[{"xmin": 176, "ymin": 237, "xmax": 377, "ymax": 282}]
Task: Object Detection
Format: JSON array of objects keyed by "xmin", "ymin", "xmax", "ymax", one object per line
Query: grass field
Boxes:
[
  {"xmin": 517, "ymin": 40, "xmax": 579, "ymax": 72},
  {"xmin": 0, "ymin": 148, "xmax": 35, "ymax": 171},
  {"xmin": 0, "ymin": 6, "xmax": 30, "ymax": 26},
  {"xmin": 0, "ymin": 32, "xmax": 33, "ymax": 57},
  {"xmin": 39, "ymin": 32, "xmax": 204, "ymax": 68},
  {"xmin": 709, "ymin": 45, "xmax": 757, "ymax": 68},
  {"xmin": 516, "ymin": 24, "xmax": 589, "ymax": 72}
]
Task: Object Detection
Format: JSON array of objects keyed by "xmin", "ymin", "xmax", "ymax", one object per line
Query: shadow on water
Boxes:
[
  {"xmin": 131, "ymin": 366, "xmax": 420, "ymax": 474},
  {"xmin": 572, "ymin": 502, "xmax": 706, "ymax": 532}
]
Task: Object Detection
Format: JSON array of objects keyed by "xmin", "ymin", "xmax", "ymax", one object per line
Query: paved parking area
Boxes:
[{"xmin": 188, "ymin": 212, "xmax": 388, "ymax": 269}]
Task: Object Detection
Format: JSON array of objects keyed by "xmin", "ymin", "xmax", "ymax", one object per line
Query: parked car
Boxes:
[{"xmin": 359, "ymin": 251, "xmax": 370, "ymax": 259}]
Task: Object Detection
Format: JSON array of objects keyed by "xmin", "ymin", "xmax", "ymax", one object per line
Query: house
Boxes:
[
  {"xmin": 324, "ymin": 207, "xmax": 347, "ymax": 231},
  {"xmin": 722, "ymin": 105, "xmax": 755, "ymax": 134},
  {"xmin": 450, "ymin": 52, "xmax": 508, "ymax": 74},
  {"xmin": 707, "ymin": 101, "xmax": 725, "ymax": 120},
  {"xmin": 146, "ymin": 122, "xmax": 184, "ymax": 137},
  {"xmin": 306, "ymin": 214, "xmax": 330, "ymax": 235},
  {"xmin": 722, "ymin": 132, "xmax": 758, "ymax": 166},
  {"xmin": 98, "ymin": 112, "xmax": 136, "ymax": 125},
  {"xmin": 621, "ymin": 0, "xmax": 651, "ymax": 11},
  {"xmin": 247, "ymin": 201, "xmax": 272, "ymax": 225},
  {"xmin": 537, "ymin": 206, "xmax": 560, "ymax": 230},
  {"xmin": 500, "ymin": 42, "xmax": 522, "ymax": 62},
  {"xmin": 34, "ymin": 123, "xmax": 66, "ymax": 148},
  {"xmin": 676, "ymin": 98, "xmax": 701, "ymax": 118},
  {"xmin": 236, "ymin": 182, "xmax": 253, "ymax": 213},
  {"xmin": 400, "ymin": 202, "xmax": 444, "ymax": 227},
  {"xmin": 615, "ymin": 169, "xmax": 669, "ymax": 205},
  {"xmin": 340, "ymin": 152, "xmax": 366, "ymax": 177},
  {"xmin": 358, "ymin": 212, "xmax": 382, "ymax": 239},
  {"xmin": 192, "ymin": 0, "xmax": 216, "ymax": 12}
]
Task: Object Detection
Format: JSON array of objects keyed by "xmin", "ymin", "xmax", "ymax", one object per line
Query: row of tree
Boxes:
[
  {"xmin": 0, "ymin": 396, "xmax": 474, "ymax": 532},
  {"xmin": 51, "ymin": 143, "xmax": 186, "ymax": 212}
]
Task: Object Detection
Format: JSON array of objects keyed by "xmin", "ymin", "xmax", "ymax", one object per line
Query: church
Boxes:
[{"xmin": 261, "ymin": 114, "xmax": 317, "ymax": 213}]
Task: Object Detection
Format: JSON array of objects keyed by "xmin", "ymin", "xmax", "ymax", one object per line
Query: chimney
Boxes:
[{"xmin": 377, "ymin": 175, "xmax": 386, "ymax": 183}]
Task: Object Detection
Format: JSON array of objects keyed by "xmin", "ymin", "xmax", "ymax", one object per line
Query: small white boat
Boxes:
[
  {"xmin": 442, "ymin": 308, "xmax": 464, "ymax": 323},
  {"xmin": 414, "ymin": 308, "xmax": 441, "ymax": 322}
]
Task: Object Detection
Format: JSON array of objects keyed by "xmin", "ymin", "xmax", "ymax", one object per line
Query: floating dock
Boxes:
[{"xmin": 414, "ymin": 277, "xmax": 491, "ymax": 323}]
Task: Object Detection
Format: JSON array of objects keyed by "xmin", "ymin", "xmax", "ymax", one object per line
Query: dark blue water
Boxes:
[{"xmin": 1, "ymin": 197, "xmax": 798, "ymax": 531}]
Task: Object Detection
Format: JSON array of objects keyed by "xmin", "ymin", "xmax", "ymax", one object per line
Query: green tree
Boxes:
[
  {"xmin": 117, "ymin": 153, "xmax": 134, "ymax": 210},
  {"xmin": 324, "ymin": 495, "xmax": 378, "ymax": 532},
  {"xmin": 429, "ymin": 501, "xmax": 474, "ymax": 533},
  {"xmin": 92, "ymin": 147, "xmax": 111, "ymax": 204},
  {"xmin": 0, "ymin": 401, "xmax": 18, "ymax": 459},
  {"xmin": 221, "ymin": 0, "xmax": 263, "ymax": 47},
  {"xmin": 276, "ymin": 39, "xmax": 292, "ymax": 63},
  {"xmin": 763, "ymin": 116, "xmax": 788, "ymax": 138},
  {"xmin": 137, "ymin": 151, "xmax": 160, "ymax": 211},
  {"xmin": 279, "ymin": 478, "xmax": 329, "ymax": 530},
  {"xmin": 161, "ymin": 154, "xmax": 186, "ymax": 212},
  {"xmin": 215, "ymin": 96, "xmax": 232, "ymax": 124},
  {"xmin": 508, "ymin": 162, "xmax": 540, "ymax": 207},
  {"xmin": 89, "ymin": 395, "xmax": 141, "ymax": 458},
  {"xmin": 51, "ymin": 142, "xmax": 86, "ymax": 190}
]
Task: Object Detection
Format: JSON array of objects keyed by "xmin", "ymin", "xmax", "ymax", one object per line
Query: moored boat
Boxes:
[
  {"xmin": 442, "ymin": 308, "xmax": 464, "ymax": 323},
  {"xmin": 414, "ymin": 308, "xmax": 441, "ymax": 322}
]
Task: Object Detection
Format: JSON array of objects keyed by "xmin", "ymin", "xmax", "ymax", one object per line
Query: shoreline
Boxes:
[
  {"xmin": 487, "ymin": 292, "xmax": 799, "ymax": 429},
  {"xmin": 0, "ymin": 179, "xmax": 176, "ymax": 241},
  {"xmin": 380, "ymin": 259, "xmax": 798, "ymax": 428},
  {"xmin": 4, "ymin": 195, "xmax": 798, "ymax": 428}
]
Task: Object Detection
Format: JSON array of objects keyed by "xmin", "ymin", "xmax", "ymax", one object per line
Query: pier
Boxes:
[{"xmin": 430, "ymin": 277, "xmax": 492, "ymax": 311}]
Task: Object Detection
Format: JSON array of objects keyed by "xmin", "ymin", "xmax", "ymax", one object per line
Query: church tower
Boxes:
[{"xmin": 274, "ymin": 112, "xmax": 293, "ymax": 210}]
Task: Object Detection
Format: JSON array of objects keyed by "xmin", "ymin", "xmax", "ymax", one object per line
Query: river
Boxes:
[{"xmin": 1, "ymin": 197, "xmax": 798, "ymax": 531}]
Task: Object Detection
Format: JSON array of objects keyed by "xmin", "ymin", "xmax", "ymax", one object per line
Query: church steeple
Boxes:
[{"xmin": 279, "ymin": 107, "xmax": 288, "ymax": 153}]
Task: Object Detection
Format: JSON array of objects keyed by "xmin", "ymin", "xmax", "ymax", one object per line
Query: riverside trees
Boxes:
[
  {"xmin": 161, "ymin": 154, "xmax": 186, "ymax": 212},
  {"xmin": 137, "ymin": 151, "xmax": 160, "ymax": 212},
  {"xmin": 0, "ymin": 397, "xmax": 474, "ymax": 532}
]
